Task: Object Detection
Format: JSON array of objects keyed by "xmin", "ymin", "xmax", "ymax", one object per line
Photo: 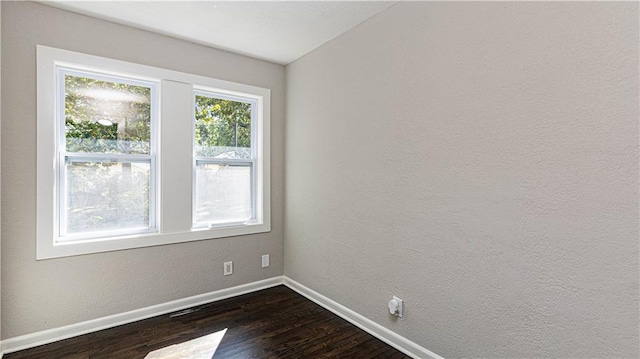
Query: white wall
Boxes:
[
  {"xmin": 1, "ymin": 1, "xmax": 285, "ymax": 339},
  {"xmin": 285, "ymin": 2, "xmax": 639, "ymax": 358}
]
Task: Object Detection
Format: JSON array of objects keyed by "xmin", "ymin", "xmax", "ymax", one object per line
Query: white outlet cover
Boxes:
[
  {"xmin": 389, "ymin": 296, "xmax": 403, "ymax": 317},
  {"xmin": 224, "ymin": 261, "xmax": 233, "ymax": 276},
  {"xmin": 262, "ymin": 254, "xmax": 270, "ymax": 268}
]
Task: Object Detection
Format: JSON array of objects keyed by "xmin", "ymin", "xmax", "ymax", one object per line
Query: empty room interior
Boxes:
[{"xmin": 0, "ymin": 1, "xmax": 638, "ymax": 358}]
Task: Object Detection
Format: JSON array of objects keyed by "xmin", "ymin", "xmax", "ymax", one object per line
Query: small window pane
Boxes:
[
  {"xmin": 195, "ymin": 95, "xmax": 252, "ymax": 159},
  {"xmin": 64, "ymin": 74, "xmax": 152, "ymax": 155},
  {"xmin": 64, "ymin": 160, "xmax": 151, "ymax": 236},
  {"xmin": 195, "ymin": 163, "xmax": 251, "ymax": 225}
]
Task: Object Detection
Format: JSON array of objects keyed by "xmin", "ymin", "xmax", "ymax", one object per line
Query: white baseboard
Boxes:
[
  {"xmin": 1, "ymin": 276, "xmax": 284, "ymax": 355},
  {"xmin": 2, "ymin": 276, "xmax": 441, "ymax": 359},
  {"xmin": 283, "ymin": 276, "xmax": 443, "ymax": 359}
]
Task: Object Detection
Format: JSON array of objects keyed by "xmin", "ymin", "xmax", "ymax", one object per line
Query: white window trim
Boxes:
[{"xmin": 37, "ymin": 45, "xmax": 271, "ymax": 260}]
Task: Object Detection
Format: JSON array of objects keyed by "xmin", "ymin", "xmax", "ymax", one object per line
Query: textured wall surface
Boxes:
[
  {"xmin": 285, "ymin": 2, "xmax": 639, "ymax": 358},
  {"xmin": 0, "ymin": 0, "xmax": 3, "ymax": 342},
  {"xmin": 1, "ymin": 1, "xmax": 285, "ymax": 339}
]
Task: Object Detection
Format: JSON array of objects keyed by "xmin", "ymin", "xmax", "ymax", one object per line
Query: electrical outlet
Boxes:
[
  {"xmin": 388, "ymin": 296, "xmax": 403, "ymax": 317},
  {"xmin": 224, "ymin": 261, "xmax": 233, "ymax": 276},
  {"xmin": 262, "ymin": 254, "xmax": 270, "ymax": 268}
]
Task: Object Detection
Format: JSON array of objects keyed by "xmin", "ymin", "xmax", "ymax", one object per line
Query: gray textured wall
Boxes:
[
  {"xmin": 1, "ymin": 1, "xmax": 285, "ymax": 339},
  {"xmin": 0, "ymin": 0, "xmax": 3, "ymax": 343},
  {"xmin": 285, "ymin": 2, "xmax": 639, "ymax": 358}
]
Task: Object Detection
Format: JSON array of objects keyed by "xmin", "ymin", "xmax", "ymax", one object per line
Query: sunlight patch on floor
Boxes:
[{"xmin": 145, "ymin": 328, "xmax": 228, "ymax": 359}]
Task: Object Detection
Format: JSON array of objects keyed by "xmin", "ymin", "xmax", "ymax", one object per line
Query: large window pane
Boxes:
[
  {"xmin": 64, "ymin": 160, "xmax": 151, "ymax": 236},
  {"xmin": 64, "ymin": 73, "xmax": 152, "ymax": 155},
  {"xmin": 195, "ymin": 163, "xmax": 251, "ymax": 225},
  {"xmin": 194, "ymin": 94, "xmax": 252, "ymax": 159}
]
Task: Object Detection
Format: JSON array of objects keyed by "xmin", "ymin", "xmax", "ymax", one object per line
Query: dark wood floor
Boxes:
[{"xmin": 6, "ymin": 285, "xmax": 410, "ymax": 358}]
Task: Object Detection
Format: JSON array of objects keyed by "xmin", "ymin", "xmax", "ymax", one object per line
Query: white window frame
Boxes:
[{"xmin": 37, "ymin": 45, "xmax": 271, "ymax": 260}]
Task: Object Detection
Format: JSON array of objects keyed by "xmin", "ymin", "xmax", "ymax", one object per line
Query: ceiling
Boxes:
[{"xmin": 41, "ymin": 1, "xmax": 396, "ymax": 65}]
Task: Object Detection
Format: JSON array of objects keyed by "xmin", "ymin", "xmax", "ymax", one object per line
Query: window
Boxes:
[
  {"xmin": 194, "ymin": 91, "xmax": 257, "ymax": 227},
  {"xmin": 37, "ymin": 46, "xmax": 270, "ymax": 259},
  {"xmin": 59, "ymin": 69, "xmax": 158, "ymax": 241}
]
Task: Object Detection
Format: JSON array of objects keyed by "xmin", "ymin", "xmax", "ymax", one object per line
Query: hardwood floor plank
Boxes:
[{"xmin": 5, "ymin": 286, "xmax": 411, "ymax": 358}]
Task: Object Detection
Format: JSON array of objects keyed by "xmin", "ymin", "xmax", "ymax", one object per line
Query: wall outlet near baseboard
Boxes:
[
  {"xmin": 388, "ymin": 296, "xmax": 403, "ymax": 317},
  {"xmin": 262, "ymin": 254, "xmax": 270, "ymax": 268},
  {"xmin": 224, "ymin": 261, "xmax": 233, "ymax": 276}
]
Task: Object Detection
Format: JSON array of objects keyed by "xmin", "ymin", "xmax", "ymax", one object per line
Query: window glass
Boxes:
[
  {"xmin": 64, "ymin": 160, "xmax": 151, "ymax": 237},
  {"xmin": 194, "ymin": 95, "xmax": 252, "ymax": 159},
  {"xmin": 194, "ymin": 163, "xmax": 252, "ymax": 224},
  {"xmin": 64, "ymin": 73, "xmax": 151, "ymax": 155}
]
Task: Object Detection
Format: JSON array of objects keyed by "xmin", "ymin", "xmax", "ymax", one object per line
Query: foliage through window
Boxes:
[{"xmin": 195, "ymin": 95, "xmax": 252, "ymax": 159}]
